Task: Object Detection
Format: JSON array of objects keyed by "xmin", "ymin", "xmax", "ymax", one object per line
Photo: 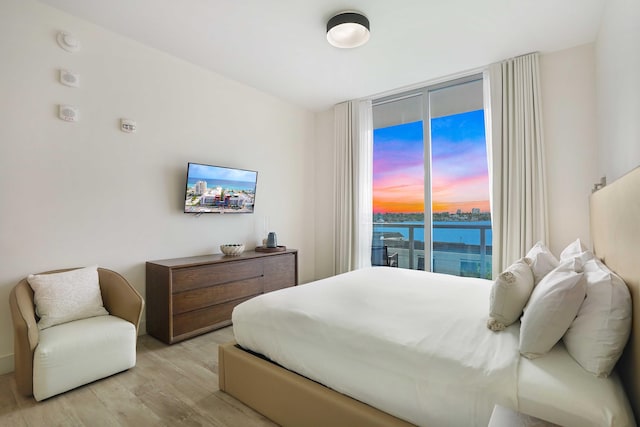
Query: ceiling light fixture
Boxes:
[{"xmin": 326, "ymin": 11, "xmax": 370, "ymax": 49}]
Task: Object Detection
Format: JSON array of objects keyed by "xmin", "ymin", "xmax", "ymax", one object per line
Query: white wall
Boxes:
[
  {"xmin": 0, "ymin": 0, "xmax": 315, "ymax": 374},
  {"xmin": 539, "ymin": 44, "xmax": 598, "ymax": 255},
  {"xmin": 595, "ymin": 0, "xmax": 640, "ymax": 181}
]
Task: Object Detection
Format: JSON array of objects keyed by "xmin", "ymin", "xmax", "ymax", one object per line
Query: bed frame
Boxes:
[
  {"xmin": 218, "ymin": 343, "xmax": 414, "ymax": 426},
  {"xmin": 590, "ymin": 166, "xmax": 640, "ymax": 418},
  {"xmin": 219, "ymin": 167, "xmax": 640, "ymax": 425}
]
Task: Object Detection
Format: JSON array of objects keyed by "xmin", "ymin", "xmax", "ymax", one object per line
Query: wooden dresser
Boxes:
[{"xmin": 146, "ymin": 249, "xmax": 298, "ymax": 344}]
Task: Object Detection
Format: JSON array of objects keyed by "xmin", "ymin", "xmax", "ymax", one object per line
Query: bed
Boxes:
[{"xmin": 219, "ymin": 167, "xmax": 640, "ymax": 426}]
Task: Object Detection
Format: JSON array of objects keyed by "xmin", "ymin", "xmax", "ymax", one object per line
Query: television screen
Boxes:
[{"xmin": 184, "ymin": 162, "xmax": 257, "ymax": 214}]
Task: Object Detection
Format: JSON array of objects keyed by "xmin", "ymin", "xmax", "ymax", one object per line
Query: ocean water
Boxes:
[
  {"xmin": 374, "ymin": 221, "xmax": 492, "ymax": 245},
  {"xmin": 187, "ymin": 178, "xmax": 256, "ymax": 192}
]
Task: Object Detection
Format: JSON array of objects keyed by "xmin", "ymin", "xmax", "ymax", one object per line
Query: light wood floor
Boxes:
[{"xmin": 0, "ymin": 326, "xmax": 278, "ymax": 426}]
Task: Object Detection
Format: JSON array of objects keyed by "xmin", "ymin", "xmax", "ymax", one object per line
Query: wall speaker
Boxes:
[
  {"xmin": 59, "ymin": 69, "xmax": 80, "ymax": 88},
  {"xmin": 58, "ymin": 105, "xmax": 79, "ymax": 122}
]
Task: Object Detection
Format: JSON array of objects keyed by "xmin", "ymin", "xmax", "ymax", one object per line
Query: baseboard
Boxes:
[{"xmin": 0, "ymin": 353, "xmax": 14, "ymax": 376}]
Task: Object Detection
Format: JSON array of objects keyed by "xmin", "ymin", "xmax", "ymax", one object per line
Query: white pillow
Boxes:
[
  {"xmin": 563, "ymin": 258, "xmax": 632, "ymax": 377},
  {"xmin": 487, "ymin": 258, "xmax": 534, "ymax": 331},
  {"xmin": 525, "ymin": 241, "xmax": 559, "ymax": 284},
  {"xmin": 27, "ymin": 265, "xmax": 109, "ymax": 330},
  {"xmin": 560, "ymin": 238, "xmax": 594, "ymax": 263},
  {"xmin": 519, "ymin": 258, "xmax": 586, "ymax": 358}
]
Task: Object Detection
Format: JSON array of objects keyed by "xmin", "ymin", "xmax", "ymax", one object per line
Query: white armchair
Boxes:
[{"xmin": 9, "ymin": 267, "xmax": 144, "ymax": 401}]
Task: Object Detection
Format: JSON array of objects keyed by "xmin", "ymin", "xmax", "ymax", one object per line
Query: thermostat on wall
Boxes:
[
  {"xmin": 59, "ymin": 69, "xmax": 80, "ymax": 88},
  {"xmin": 58, "ymin": 104, "xmax": 79, "ymax": 122}
]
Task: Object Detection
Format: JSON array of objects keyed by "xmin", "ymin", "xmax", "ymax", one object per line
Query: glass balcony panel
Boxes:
[{"xmin": 372, "ymin": 223, "xmax": 492, "ymax": 279}]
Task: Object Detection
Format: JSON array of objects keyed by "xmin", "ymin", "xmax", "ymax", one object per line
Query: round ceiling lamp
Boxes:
[{"xmin": 326, "ymin": 12, "xmax": 370, "ymax": 49}]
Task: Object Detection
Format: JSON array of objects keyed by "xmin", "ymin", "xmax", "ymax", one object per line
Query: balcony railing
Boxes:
[{"xmin": 372, "ymin": 222, "xmax": 492, "ymax": 279}]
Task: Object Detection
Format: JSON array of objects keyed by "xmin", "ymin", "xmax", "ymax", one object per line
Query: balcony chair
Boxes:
[
  {"xmin": 371, "ymin": 245, "xmax": 399, "ymax": 267},
  {"xmin": 9, "ymin": 267, "xmax": 144, "ymax": 401}
]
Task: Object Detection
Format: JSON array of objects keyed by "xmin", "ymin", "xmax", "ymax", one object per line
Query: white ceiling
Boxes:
[{"xmin": 38, "ymin": 0, "xmax": 607, "ymax": 112}]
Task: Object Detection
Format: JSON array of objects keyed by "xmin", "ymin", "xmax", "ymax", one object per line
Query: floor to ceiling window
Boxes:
[{"xmin": 371, "ymin": 75, "xmax": 492, "ymax": 279}]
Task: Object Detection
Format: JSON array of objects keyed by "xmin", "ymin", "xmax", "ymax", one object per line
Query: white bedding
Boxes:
[
  {"xmin": 233, "ymin": 267, "xmax": 635, "ymax": 427},
  {"xmin": 234, "ymin": 267, "xmax": 520, "ymax": 426},
  {"xmin": 518, "ymin": 342, "xmax": 635, "ymax": 427}
]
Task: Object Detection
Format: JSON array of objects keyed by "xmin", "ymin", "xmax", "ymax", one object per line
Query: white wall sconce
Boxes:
[
  {"xmin": 57, "ymin": 31, "xmax": 81, "ymax": 53},
  {"xmin": 326, "ymin": 11, "xmax": 370, "ymax": 48},
  {"xmin": 592, "ymin": 176, "xmax": 606, "ymax": 193}
]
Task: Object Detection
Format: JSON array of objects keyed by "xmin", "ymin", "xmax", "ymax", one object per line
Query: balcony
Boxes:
[{"xmin": 372, "ymin": 222, "xmax": 492, "ymax": 279}]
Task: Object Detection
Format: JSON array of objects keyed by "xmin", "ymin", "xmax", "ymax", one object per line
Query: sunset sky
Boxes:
[{"xmin": 373, "ymin": 109, "xmax": 490, "ymax": 214}]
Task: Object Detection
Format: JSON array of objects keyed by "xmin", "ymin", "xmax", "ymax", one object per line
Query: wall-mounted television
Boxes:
[{"xmin": 184, "ymin": 162, "xmax": 258, "ymax": 214}]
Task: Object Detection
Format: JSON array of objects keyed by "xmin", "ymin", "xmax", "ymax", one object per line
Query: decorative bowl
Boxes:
[{"xmin": 220, "ymin": 244, "xmax": 245, "ymax": 256}]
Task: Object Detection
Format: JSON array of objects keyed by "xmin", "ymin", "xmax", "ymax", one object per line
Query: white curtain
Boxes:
[
  {"xmin": 334, "ymin": 100, "xmax": 373, "ymax": 274},
  {"xmin": 485, "ymin": 53, "xmax": 549, "ymax": 277}
]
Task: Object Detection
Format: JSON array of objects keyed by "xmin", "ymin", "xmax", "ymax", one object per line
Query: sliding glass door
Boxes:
[{"xmin": 372, "ymin": 76, "xmax": 492, "ymax": 278}]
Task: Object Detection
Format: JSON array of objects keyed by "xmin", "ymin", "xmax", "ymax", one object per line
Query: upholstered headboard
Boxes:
[{"xmin": 590, "ymin": 166, "xmax": 640, "ymax": 420}]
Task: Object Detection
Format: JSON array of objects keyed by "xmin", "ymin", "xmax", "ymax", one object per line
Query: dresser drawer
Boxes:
[
  {"xmin": 173, "ymin": 296, "xmax": 253, "ymax": 337},
  {"xmin": 172, "ymin": 277, "xmax": 263, "ymax": 314},
  {"xmin": 263, "ymin": 253, "xmax": 297, "ymax": 293},
  {"xmin": 171, "ymin": 260, "xmax": 263, "ymax": 293}
]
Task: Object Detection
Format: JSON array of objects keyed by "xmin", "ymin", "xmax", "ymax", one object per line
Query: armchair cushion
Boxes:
[
  {"xmin": 33, "ymin": 315, "xmax": 136, "ymax": 401},
  {"xmin": 27, "ymin": 265, "xmax": 108, "ymax": 330}
]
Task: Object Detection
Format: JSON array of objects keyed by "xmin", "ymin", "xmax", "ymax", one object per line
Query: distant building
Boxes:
[
  {"xmin": 456, "ymin": 209, "xmax": 462, "ymax": 215},
  {"xmin": 472, "ymin": 208, "xmax": 480, "ymax": 214},
  {"xmin": 228, "ymin": 193, "xmax": 248, "ymax": 208},
  {"xmin": 195, "ymin": 180, "xmax": 207, "ymax": 195},
  {"xmin": 200, "ymin": 195, "xmax": 216, "ymax": 205}
]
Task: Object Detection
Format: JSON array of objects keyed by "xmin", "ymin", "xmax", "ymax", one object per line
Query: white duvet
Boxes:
[{"xmin": 233, "ymin": 267, "xmax": 520, "ymax": 426}]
